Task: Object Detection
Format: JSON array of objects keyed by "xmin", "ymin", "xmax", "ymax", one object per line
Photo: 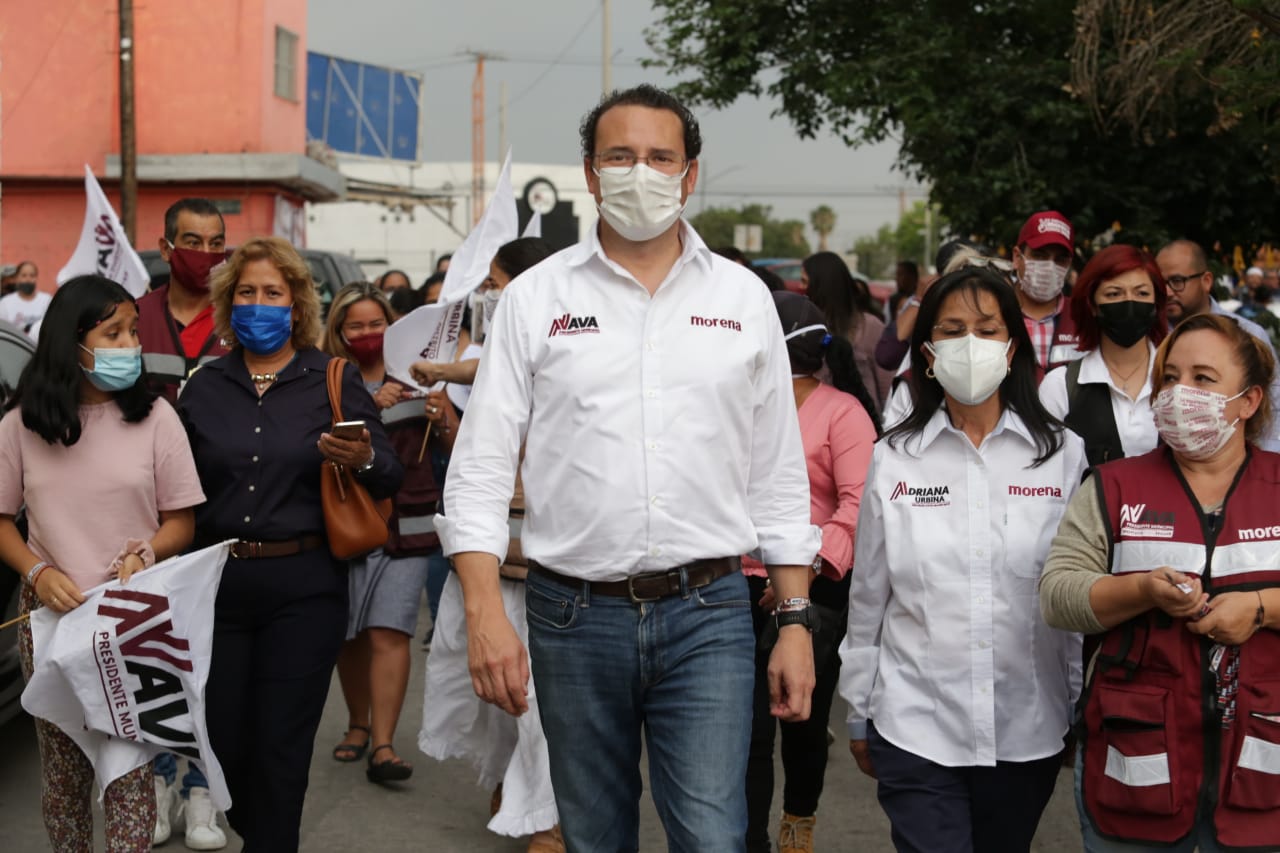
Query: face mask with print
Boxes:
[
  {"xmin": 1019, "ymin": 259, "xmax": 1067, "ymax": 302},
  {"xmin": 596, "ymin": 163, "xmax": 686, "ymax": 242},
  {"xmin": 925, "ymin": 335, "xmax": 1012, "ymax": 405},
  {"xmin": 79, "ymin": 344, "xmax": 142, "ymax": 391},
  {"xmin": 1152, "ymin": 384, "xmax": 1247, "ymax": 460}
]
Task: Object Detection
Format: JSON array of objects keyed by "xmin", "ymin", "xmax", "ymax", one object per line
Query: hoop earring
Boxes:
[{"xmin": 925, "ymin": 367, "xmax": 936, "ymax": 379}]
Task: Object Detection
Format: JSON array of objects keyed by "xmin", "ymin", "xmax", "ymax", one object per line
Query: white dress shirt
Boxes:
[
  {"xmin": 839, "ymin": 408, "xmax": 1085, "ymax": 767},
  {"xmin": 1038, "ymin": 343, "xmax": 1159, "ymax": 459},
  {"xmin": 435, "ymin": 221, "xmax": 821, "ymax": 580}
]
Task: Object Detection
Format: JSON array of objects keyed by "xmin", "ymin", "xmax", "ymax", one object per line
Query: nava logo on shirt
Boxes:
[
  {"xmin": 548, "ymin": 313, "xmax": 601, "ymax": 337},
  {"xmin": 889, "ymin": 481, "xmax": 950, "ymax": 507}
]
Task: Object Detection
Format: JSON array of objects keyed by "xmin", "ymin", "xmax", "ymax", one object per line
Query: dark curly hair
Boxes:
[{"xmin": 579, "ymin": 84, "xmax": 702, "ymax": 161}]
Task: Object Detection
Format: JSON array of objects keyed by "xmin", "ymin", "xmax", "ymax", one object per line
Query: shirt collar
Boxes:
[
  {"xmin": 566, "ymin": 218, "xmax": 712, "ymax": 277},
  {"xmin": 917, "ymin": 405, "xmax": 1035, "ymax": 452},
  {"xmin": 1024, "ymin": 296, "xmax": 1065, "ymax": 324},
  {"xmin": 1077, "ymin": 341, "xmax": 1157, "ymax": 386}
]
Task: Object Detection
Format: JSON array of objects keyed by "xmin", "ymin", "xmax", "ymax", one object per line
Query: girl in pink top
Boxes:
[
  {"xmin": 744, "ymin": 291, "xmax": 879, "ymax": 853},
  {"xmin": 0, "ymin": 275, "xmax": 205, "ymax": 853}
]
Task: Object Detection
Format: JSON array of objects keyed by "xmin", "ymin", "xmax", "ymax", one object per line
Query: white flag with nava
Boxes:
[
  {"xmin": 21, "ymin": 542, "xmax": 234, "ymax": 809},
  {"xmin": 57, "ymin": 165, "xmax": 151, "ymax": 297},
  {"xmin": 384, "ymin": 149, "xmax": 519, "ymax": 390}
]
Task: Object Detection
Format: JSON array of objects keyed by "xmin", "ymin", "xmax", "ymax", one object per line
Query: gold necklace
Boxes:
[
  {"xmin": 1103, "ymin": 350, "xmax": 1148, "ymax": 388},
  {"xmin": 250, "ymin": 372, "xmax": 278, "ymax": 388}
]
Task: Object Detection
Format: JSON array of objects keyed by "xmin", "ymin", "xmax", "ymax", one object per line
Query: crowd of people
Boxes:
[{"xmin": 3, "ymin": 82, "xmax": 1280, "ymax": 853}]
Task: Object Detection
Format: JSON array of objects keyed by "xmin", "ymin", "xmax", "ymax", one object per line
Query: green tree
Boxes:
[
  {"xmin": 646, "ymin": 0, "xmax": 1280, "ymax": 249},
  {"xmin": 852, "ymin": 224, "xmax": 898, "ymax": 279},
  {"xmin": 852, "ymin": 201, "xmax": 948, "ymax": 277},
  {"xmin": 689, "ymin": 203, "xmax": 812, "ymax": 258},
  {"xmin": 809, "ymin": 204, "xmax": 837, "ymax": 251}
]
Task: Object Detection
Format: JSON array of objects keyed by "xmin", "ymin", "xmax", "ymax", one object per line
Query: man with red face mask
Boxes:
[{"xmin": 137, "ymin": 198, "xmax": 231, "ymax": 402}]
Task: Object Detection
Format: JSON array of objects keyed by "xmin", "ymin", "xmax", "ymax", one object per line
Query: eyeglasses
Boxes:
[
  {"xmin": 1165, "ymin": 271, "xmax": 1207, "ymax": 292},
  {"xmin": 932, "ymin": 322, "xmax": 1008, "ymax": 339},
  {"xmin": 592, "ymin": 150, "xmax": 690, "ymax": 177}
]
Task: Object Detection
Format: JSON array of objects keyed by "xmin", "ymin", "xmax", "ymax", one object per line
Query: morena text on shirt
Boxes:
[{"xmin": 690, "ymin": 315, "xmax": 742, "ymax": 332}]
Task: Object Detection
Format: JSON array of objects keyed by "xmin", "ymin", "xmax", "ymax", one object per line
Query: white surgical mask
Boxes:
[
  {"xmin": 1152, "ymin": 384, "xmax": 1247, "ymax": 460},
  {"xmin": 1019, "ymin": 259, "xmax": 1067, "ymax": 302},
  {"xmin": 596, "ymin": 164, "xmax": 685, "ymax": 242},
  {"xmin": 925, "ymin": 335, "xmax": 1012, "ymax": 405},
  {"xmin": 481, "ymin": 288, "xmax": 502, "ymax": 327}
]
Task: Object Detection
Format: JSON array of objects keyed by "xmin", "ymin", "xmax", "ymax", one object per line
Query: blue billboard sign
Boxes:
[{"xmin": 307, "ymin": 51, "xmax": 422, "ymax": 161}]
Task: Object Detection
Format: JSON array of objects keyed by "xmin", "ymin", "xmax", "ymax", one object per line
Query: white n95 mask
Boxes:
[
  {"xmin": 596, "ymin": 164, "xmax": 685, "ymax": 242},
  {"xmin": 925, "ymin": 335, "xmax": 1012, "ymax": 405}
]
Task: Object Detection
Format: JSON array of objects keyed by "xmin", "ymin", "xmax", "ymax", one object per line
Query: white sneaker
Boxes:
[
  {"xmin": 152, "ymin": 776, "xmax": 172, "ymax": 846},
  {"xmin": 177, "ymin": 786, "xmax": 227, "ymax": 851}
]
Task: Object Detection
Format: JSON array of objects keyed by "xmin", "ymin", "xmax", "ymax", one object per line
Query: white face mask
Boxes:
[
  {"xmin": 1152, "ymin": 384, "xmax": 1247, "ymax": 460},
  {"xmin": 1019, "ymin": 258, "xmax": 1067, "ymax": 302},
  {"xmin": 481, "ymin": 288, "xmax": 502, "ymax": 328},
  {"xmin": 925, "ymin": 335, "xmax": 1012, "ymax": 405},
  {"xmin": 595, "ymin": 164, "xmax": 686, "ymax": 242}
]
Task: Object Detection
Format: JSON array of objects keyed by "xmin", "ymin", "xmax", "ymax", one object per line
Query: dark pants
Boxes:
[
  {"xmin": 867, "ymin": 721, "xmax": 1061, "ymax": 853},
  {"xmin": 745, "ymin": 573, "xmax": 847, "ymax": 852},
  {"xmin": 205, "ymin": 550, "xmax": 347, "ymax": 853}
]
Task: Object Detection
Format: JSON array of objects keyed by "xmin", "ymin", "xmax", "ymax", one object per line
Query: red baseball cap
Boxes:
[{"xmin": 1017, "ymin": 211, "xmax": 1073, "ymax": 251}]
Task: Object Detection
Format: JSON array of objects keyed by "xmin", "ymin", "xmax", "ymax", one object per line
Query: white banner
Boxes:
[
  {"xmin": 383, "ymin": 300, "xmax": 467, "ymax": 391},
  {"xmin": 437, "ymin": 150, "xmax": 518, "ymax": 305},
  {"xmin": 56, "ymin": 165, "xmax": 151, "ymax": 298},
  {"xmin": 21, "ymin": 542, "xmax": 233, "ymax": 808}
]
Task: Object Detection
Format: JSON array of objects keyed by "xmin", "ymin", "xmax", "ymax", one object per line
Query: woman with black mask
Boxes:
[{"xmin": 1039, "ymin": 245, "xmax": 1168, "ymax": 467}]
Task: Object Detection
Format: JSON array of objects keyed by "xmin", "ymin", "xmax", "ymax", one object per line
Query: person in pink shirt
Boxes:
[
  {"xmin": 0, "ymin": 275, "xmax": 205, "ymax": 853},
  {"xmin": 744, "ymin": 291, "xmax": 880, "ymax": 853}
]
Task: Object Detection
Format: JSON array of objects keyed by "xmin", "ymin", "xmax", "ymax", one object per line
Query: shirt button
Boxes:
[
  {"xmin": 252, "ymin": 455, "xmax": 259, "ymax": 462},
  {"xmin": 976, "ymin": 549, "xmax": 985, "ymax": 557},
  {"xmin": 979, "ymin": 640, "xmax": 990, "ymax": 649},
  {"xmin": 647, "ymin": 442, "xmax": 658, "ymax": 450},
  {"xmin": 243, "ymin": 516, "xmax": 251, "ymax": 523},
  {"xmin": 254, "ymin": 426, "xmax": 261, "ymax": 434},
  {"xmin": 650, "ymin": 496, "xmax": 661, "ymax": 506},
  {"xmin": 649, "ymin": 547, "xmax": 661, "ymax": 556},
  {"xmin": 249, "ymin": 485, "xmax": 256, "ymax": 492},
  {"xmin": 976, "ymin": 595, "xmax": 985, "ymax": 604},
  {"xmin": 976, "ymin": 501, "xmax": 984, "ymax": 508},
  {"xmin": 646, "ymin": 390, "xmax": 656, "ymax": 398}
]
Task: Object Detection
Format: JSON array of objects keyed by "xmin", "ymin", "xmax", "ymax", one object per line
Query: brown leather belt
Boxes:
[
  {"xmin": 528, "ymin": 557, "xmax": 739, "ymax": 603},
  {"xmin": 230, "ymin": 535, "xmax": 325, "ymax": 560}
]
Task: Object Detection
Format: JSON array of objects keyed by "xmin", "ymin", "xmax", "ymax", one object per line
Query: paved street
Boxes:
[{"xmin": 0, "ymin": 600, "xmax": 1083, "ymax": 851}]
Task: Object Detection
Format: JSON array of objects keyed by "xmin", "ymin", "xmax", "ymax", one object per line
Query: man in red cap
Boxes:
[{"xmin": 1012, "ymin": 210, "xmax": 1080, "ymax": 381}]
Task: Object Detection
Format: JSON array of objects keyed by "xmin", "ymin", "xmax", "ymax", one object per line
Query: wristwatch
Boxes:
[
  {"xmin": 775, "ymin": 603, "xmax": 817, "ymax": 633},
  {"xmin": 355, "ymin": 448, "xmax": 376, "ymax": 474}
]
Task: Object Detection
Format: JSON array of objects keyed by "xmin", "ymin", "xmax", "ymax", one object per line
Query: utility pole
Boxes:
[
  {"xmin": 498, "ymin": 81, "xmax": 507, "ymax": 166},
  {"xmin": 471, "ymin": 54, "xmax": 484, "ymax": 226},
  {"xmin": 118, "ymin": 0, "xmax": 137, "ymax": 243},
  {"xmin": 602, "ymin": 0, "xmax": 612, "ymax": 96}
]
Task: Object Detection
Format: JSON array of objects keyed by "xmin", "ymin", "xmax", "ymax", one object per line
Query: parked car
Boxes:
[
  {"xmin": 754, "ymin": 258, "xmax": 805, "ymax": 293},
  {"xmin": 0, "ymin": 319, "xmax": 34, "ymax": 727},
  {"xmin": 138, "ymin": 248, "xmax": 366, "ymax": 313}
]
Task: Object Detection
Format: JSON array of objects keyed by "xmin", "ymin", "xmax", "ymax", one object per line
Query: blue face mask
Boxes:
[
  {"xmin": 230, "ymin": 304, "xmax": 293, "ymax": 355},
  {"xmin": 79, "ymin": 345, "xmax": 142, "ymax": 392}
]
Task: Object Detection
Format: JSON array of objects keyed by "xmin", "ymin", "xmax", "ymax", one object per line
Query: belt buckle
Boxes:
[
  {"xmin": 236, "ymin": 540, "xmax": 261, "ymax": 559},
  {"xmin": 626, "ymin": 573, "xmax": 663, "ymax": 604}
]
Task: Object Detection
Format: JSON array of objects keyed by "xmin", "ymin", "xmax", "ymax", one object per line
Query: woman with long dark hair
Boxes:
[
  {"xmin": 0, "ymin": 275, "xmax": 205, "ymax": 852},
  {"xmin": 744, "ymin": 292, "xmax": 878, "ymax": 853},
  {"xmin": 839, "ymin": 268, "xmax": 1086, "ymax": 852},
  {"xmin": 803, "ymin": 252, "xmax": 893, "ymax": 412}
]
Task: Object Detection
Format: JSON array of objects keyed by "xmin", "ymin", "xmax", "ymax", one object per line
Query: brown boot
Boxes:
[
  {"xmin": 527, "ymin": 824, "xmax": 565, "ymax": 853},
  {"xmin": 778, "ymin": 812, "xmax": 815, "ymax": 853}
]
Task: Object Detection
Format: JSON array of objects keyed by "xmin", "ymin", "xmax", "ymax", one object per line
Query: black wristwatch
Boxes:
[{"xmin": 775, "ymin": 605, "xmax": 817, "ymax": 633}]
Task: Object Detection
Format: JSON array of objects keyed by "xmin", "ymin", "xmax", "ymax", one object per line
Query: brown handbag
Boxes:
[{"xmin": 320, "ymin": 358, "xmax": 392, "ymax": 559}]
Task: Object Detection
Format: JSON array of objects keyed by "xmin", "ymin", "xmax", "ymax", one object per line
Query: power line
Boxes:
[{"xmin": 503, "ymin": 5, "xmax": 602, "ymax": 110}]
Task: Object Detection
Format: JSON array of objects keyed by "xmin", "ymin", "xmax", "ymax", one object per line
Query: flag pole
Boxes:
[{"xmin": 0, "ymin": 612, "xmax": 31, "ymax": 633}]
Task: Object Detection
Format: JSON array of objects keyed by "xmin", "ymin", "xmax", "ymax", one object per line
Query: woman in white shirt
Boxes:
[
  {"xmin": 1039, "ymin": 245, "xmax": 1168, "ymax": 465},
  {"xmin": 839, "ymin": 267, "xmax": 1086, "ymax": 853}
]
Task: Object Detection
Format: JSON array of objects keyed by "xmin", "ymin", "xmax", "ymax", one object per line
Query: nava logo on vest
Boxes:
[
  {"xmin": 1119, "ymin": 503, "xmax": 1176, "ymax": 539},
  {"xmin": 889, "ymin": 481, "xmax": 950, "ymax": 507}
]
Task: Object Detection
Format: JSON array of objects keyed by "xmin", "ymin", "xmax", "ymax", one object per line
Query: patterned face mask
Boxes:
[{"xmin": 1152, "ymin": 384, "xmax": 1247, "ymax": 460}]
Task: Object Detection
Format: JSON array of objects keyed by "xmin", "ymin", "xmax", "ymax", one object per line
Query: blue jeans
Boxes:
[
  {"xmin": 153, "ymin": 752, "xmax": 208, "ymax": 799},
  {"xmin": 1074, "ymin": 746, "xmax": 1224, "ymax": 853},
  {"xmin": 526, "ymin": 568, "xmax": 755, "ymax": 853}
]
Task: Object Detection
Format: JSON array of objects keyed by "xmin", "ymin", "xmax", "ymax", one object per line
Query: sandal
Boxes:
[
  {"xmin": 366, "ymin": 744, "xmax": 413, "ymax": 783},
  {"xmin": 332, "ymin": 725, "xmax": 370, "ymax": 763}
]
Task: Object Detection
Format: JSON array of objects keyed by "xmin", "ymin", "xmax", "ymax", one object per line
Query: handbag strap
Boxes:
[{"xmin": 326, "ymin": 357, "xmax": 345, "ymax": 427}]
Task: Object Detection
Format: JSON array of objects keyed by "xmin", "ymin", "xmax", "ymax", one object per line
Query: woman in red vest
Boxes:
[{"xmin": 1042, "ymin": 313, "xmax": 1280, "ymax": 852}]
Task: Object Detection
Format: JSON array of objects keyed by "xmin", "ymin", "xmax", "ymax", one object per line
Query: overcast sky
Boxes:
[{"xmin": 307, "ymin": 0, "xmax": 920, "ymax": 250}]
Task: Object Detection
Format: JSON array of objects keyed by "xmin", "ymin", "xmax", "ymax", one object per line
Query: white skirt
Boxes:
[{"xmin": 418, "ymin": 572, "xmax": 558, "ymax": 837}]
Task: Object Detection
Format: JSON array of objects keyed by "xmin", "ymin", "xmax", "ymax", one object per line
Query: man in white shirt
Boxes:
[
  {"xmin": 0, "ymin": 261, "xmax": 52, "ymax": 338},
  {"xmin": 1157, "ymin": 239, "xmax": 1280, "ymax": 452},
  {"xmin": 435, "ymin": 84, "xmax": 821, "ymax": 852}
]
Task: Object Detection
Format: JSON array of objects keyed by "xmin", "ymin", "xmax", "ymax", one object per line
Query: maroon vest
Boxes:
[
  {"xmin": 1083, "ymin": 448, "xmax": 1280, "ymax": 849},
  {"xmin": 136, "ymin": 285, "xmax": 228, "ymax": 402},
  {"xmin": 1034, "ymin": 306, "xmax": 1084, "ymax": 384},
  {"xmin": 379, "ymin": 395, "xmax": 440, "ymax": 556}
]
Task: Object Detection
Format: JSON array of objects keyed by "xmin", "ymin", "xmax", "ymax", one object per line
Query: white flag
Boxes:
[
  {"xmin": 522, "ymin": 211, "xmax": 542, "ymax": 239},
  {"xmin": 437, "ymin": 150, "xmax": 518, "ymax": 305},
  {"xmin": 22, "ymin": 542, "xmax": 233, "ymax": 809},
  {"xmin": 383, "ymin": 150, "xmax": 518, "ymax": 389},
  {"xmin": 57, "ymin": 165, "xmax": 151, "ymax": 298}
]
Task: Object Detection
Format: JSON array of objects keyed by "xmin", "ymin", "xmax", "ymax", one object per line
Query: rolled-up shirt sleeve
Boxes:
[
  {"xmin": 748, "ymin": 289, "xmax": 822, "ymax": 566},
  {"xmin": 839, "ymin": 450, "xmax": 889, "ymax": 739},
  {"xmin": 435, "ymin": 291, "xmax": 532, "ymax": 562}
]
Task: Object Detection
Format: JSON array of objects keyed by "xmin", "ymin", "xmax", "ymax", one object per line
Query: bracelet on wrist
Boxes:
[
  {"xmin": 1256, "ymin": 590, "xmax": 1266, "ymax": 628},
  {"xmin": 774, "ymin": 596, "xmax": 812, "ymax": 614},
  {"xmin": 26, "ymin": 561, "xmax": 50, "ymax": 587},
  {"xmin": 355, "ymin": 448, "xmax": 376, "ymax": 473}
]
